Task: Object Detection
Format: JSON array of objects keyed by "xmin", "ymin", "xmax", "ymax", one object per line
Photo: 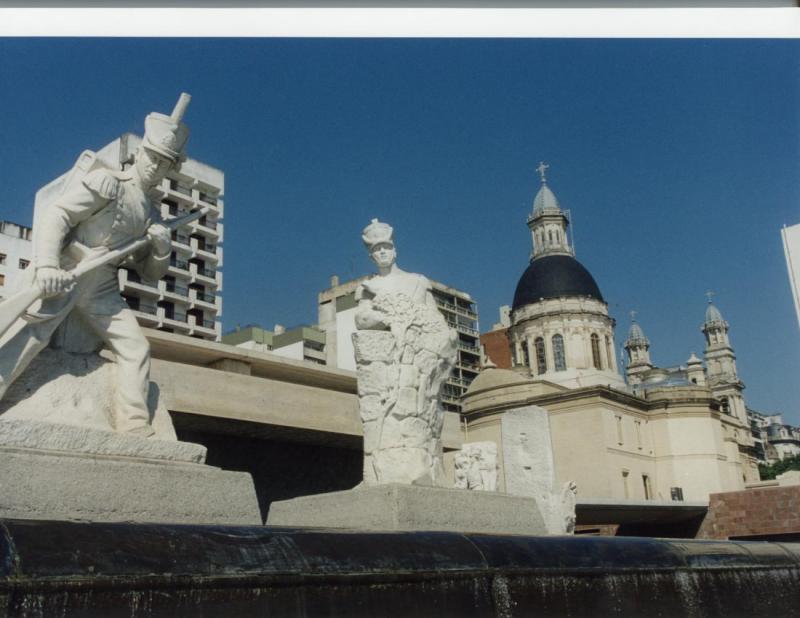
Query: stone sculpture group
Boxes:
[{"xmin": 0, "ymin": 95, "xmax": 575, "ymax": 534}]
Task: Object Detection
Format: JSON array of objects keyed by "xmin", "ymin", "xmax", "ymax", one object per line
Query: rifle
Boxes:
[{"xmin": 0, "ymin": 206, "xmax": 210, "ymax": 340}]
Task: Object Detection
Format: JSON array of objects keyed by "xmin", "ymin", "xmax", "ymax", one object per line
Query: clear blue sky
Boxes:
[{"xmin": 1, "ymin": 38, "xmax": 798, "ymax": 422}]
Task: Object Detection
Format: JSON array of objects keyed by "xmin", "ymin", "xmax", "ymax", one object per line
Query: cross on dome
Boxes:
[
  {"xmin": 629, "ymin": 310, "xmax": 638, "ymax": 322},
  {"xmin": 705, "ymin": 290, "xmax": 715, "ymax": 304},
  {"xmin": 536, "ymin": 161, "xmax": 550, "ymax": 184}
]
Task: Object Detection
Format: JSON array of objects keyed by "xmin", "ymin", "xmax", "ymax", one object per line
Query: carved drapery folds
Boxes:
[{"xmin": 353, "ymin": 289, "xmax": 457, "ymax": 486}]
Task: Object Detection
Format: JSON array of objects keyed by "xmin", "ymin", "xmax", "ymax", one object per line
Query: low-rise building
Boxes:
[
  {"xmin": 223, "ymin": 323, "xmax": 327, "ymax": 365},
  {"xmin": 0, "ymin": 221, "xmax": 33, "ymax": 299},
  {"xmin": 748, "ymin": 409, "xmax": 800, "ymax": 464}
]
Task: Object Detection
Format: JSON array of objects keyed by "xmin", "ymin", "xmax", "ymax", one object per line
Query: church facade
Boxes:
[{"xmin": 471, "ymin": 166, "xmax": 760, "ymax": 502}]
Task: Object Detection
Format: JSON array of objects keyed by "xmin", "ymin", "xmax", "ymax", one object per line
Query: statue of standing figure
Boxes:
[
  {"xmin": 0, "ymin": 94, "xmax": 196, "ymax": 438},
  {"xmin": 352, "ymin": 219, "xmax": 458, "ymax": 487}
]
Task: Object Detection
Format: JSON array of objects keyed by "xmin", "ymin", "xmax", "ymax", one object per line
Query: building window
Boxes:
[
  {"xmin": 18, "ymin": 259, "xmax": 29, "ymax": 270},
  {"xmin": 0, "ymin": 253, "xmax": 6, "ymax": 265},
  {"xmin": 522, "ymin": 343, "xmax": 530, "ymax": 368},
  {"xmin": 534, "ymin": 337, "xmax": 547, "ymax": 375},
  {"xmin": 615, "ymin": 415, "xmax": 623, "ymax": 445},
  {"xmin": 635, "ymin": 420, "xmax": 642, "ymax": 450},
  {"xmin": 720, "ymin": 397, "xmax": 731, "ymax": 415},
  {"xmin": 0, "ymin": 273, "xmax": 4, "ymax": 286},
  {"xmin": 591, "ymin": 333, "xmax": 602, "ymax": 369},
  {"xmin": 552, "ymin": 334, "xmax": 566, "ymax": 371},
  {"xmin": 642, "ymin": 474, "xmax": 652, "ymax": 500}
]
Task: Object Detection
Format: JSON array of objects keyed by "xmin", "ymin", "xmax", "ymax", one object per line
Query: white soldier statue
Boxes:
[
  {"xmin": 352, "ymin": 219, "xmax": 458, "ymax": 486},
  {"xmin": 0, "ymin": 94, "xmax": 198, "ymax": 438}
]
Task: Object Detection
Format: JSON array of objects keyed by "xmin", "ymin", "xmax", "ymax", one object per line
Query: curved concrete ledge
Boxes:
[{"xmin": 1, "ymin": 520, "xmax": 799, "ymax": 616}]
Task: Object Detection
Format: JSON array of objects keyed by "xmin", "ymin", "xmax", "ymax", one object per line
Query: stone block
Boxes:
[
  {"xmin": 0, "ymin": 419, "xmax": 206, "ymax": 464},
  {"xmin": 0, "ymin": 447, "xmax": 261, "ymax": 525},
  {"xmin": 267, "ymin": 484, "xmax": 551, "ymax": 535},
  {"xmin": 501, "ymin": 405, "xmax": 557, "ymax": 497}
]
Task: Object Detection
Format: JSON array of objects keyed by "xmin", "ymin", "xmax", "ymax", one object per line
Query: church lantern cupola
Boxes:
[
  {"xmin": 624, "ymin": 312, "xmax": 653, "ymax": 385},
  {"xmin": 527, "ymin": 162, "xmax": 574, "ymax": 260}
]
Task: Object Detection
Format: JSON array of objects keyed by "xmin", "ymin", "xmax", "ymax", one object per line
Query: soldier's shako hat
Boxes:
[
  {"xmin": 142, "ymin": 93, "xmax": 191, "ymax": 162},
  {"xmin": 362, "ymin": 219, "xmax": 394, "ymax": 249}
]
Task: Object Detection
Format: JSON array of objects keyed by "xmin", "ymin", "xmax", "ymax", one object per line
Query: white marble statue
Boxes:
[
  {"xmin": 454, "ymin": 442, "xmax": 498, "ymax": 491},
  {"xmin": 0, "ymin": 94, "xmax": 194, "ymax": 438},
  {"xmin": 352, "ymin": 219, "xmax": 458, "ymax": 486}
]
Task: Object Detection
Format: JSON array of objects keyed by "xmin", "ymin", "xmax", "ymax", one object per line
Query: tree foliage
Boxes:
[{"xmin": 758, "ymin": 454, "xmax": 800, "ymax": 481}]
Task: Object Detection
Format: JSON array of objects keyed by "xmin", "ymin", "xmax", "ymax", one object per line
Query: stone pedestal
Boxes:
[
  {"xmin": 0, "ymin": 420, "xmax": 261, "ymax": 525},
  {"xmin": 267, "ymin": 484, "xmax": 553, "ymax": 536}
]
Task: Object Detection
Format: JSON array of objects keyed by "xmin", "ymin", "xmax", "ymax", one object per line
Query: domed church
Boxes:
[
  {"xmin": 466, "ymin": 164, "xmax": 759, "ymax": 506},
  {"xmin": 508, "ymin": 163, "xmax": 625, "ymax": 389}
]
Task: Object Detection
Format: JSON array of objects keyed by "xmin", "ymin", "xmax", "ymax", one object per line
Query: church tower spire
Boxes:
[
  {"xmin": 702, "ymin": 292, "xmax": 736, "ymax": 379},
  {"xmin": 701, "ymin": 293, "xmax": 746, "ymax": 423},
  {"xmin": 527, "ymin": 162, "xmax": 574, "ymax": 260},
  {"xmin": 624, "ymin": 311, "xmax": 653, "ymax": 385}
]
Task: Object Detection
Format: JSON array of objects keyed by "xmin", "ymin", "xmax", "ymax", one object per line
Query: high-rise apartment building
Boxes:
[
  {"xmin": 33, "ymin": 133, "xmax": 224, "ymax": 341},
  {"xmin": 0, "ymin": 221, "xmax": 33, "ymax": 300},
  {"xmin": 318, "ymin": 275, "xmax": 481, "ymax": 413}
]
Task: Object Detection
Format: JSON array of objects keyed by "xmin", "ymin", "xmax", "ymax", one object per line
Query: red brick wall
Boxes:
[
  {"xmin": 697, "ymin": 485, "xmax": 800, "ymax": 540},
  {"xmin": 480, "ymin": 328, "xmax": 512, "ymax": 369}
]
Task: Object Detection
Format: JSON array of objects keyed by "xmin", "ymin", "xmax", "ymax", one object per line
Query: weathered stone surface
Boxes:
[
  {"xmin": 500, "ymin": 405, "xmax": 577, "ymax": 534},
  {"xmin": 502, "ymin": 405, "xmax": 556, "ymax": 497},
  {"xmin": 0, "ymin": 419, "xmax": 206, "ymax": 464},
  {"xmin": 267, "ymin": 484, "xmax": 550, "ymax": 535},
  {"xmin": 0, "ymin": 447, "xmax": 261, "ymax": 525},
  {"xmin": 0, "ymin": 348, "xmax": 177, "ymax": 440},
  {"xmin": 352, "ymin": 330, "xmax": 395, "ymax": 363}
]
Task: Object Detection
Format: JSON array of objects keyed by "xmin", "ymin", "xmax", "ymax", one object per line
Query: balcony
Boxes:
[
  {"xmin": 171, "ymin": 233, "xmax": 192, "ymax": 254},
  {"xmin": 446, "ymin": 320, "xmax": 478, "ymax": 337},
  {"xmin": 189, "ymin": 218, "xmax": 220, "ymax": 239},
  {"xmin": 121, "ymin": 275, "xmax": 160, "ymax": 297},
  {"xmin": 169, "ymin": 257, "xmax": 190, "ymax": 273},
  {"xmin": 457, "ymin": 342, "xmax": 481, "ymax": 354},
  {"xmin": 190, "ymin": 238, "xmax": 219, "ymax": 262},
  {"xmin": 189, "ymin": 288, "xmax": 217, "ymax": 310},
  {"xmin": 162, "ymin": 280, "xmax": 189, "ymax": 299}
]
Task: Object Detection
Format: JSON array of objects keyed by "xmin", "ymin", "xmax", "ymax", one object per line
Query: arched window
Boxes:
[
  {"xmin": 534, "ymin": 337, "xmax": 547, "ymax": 375},
  {"xmin": 548, "ymin": 231, "xmax": 553, "ymax": 245},
  {"xmin": 522, "ymin": 343, "xmax": 530, "ymax": 368},
  {"xmin": 720, "ymin": 396, "xmax": 731, "ymax": 415},
  {"xmin": 591, "ymin": 334, "xmax": 602, "ymax": 369},
  {"xmin": 552, "ymin": 334, "xmax": 566, "ymax": 371}
]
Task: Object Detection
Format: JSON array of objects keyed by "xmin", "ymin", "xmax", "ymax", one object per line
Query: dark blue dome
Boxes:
[{"xmin": 512, "ymin": 255, "xmax": 604, "ymax": 310}]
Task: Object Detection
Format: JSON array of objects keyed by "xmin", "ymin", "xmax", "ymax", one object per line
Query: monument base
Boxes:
[
  {"xmin": 0, "ymin": 420, "xmax": 261, "ymax": 525},
  {"xmin": 267, "ymin": 484, "xmax": 553, "ymax": 535}
]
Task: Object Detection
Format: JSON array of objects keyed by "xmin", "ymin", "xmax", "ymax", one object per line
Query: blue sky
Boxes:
[{"xmin": 1, "ymin": 38, "xmax": 798, "ymax": 422}]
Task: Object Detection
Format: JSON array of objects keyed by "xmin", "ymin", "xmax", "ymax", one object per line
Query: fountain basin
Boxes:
[{"xmin": 1, "ymin": 519, "xmax": 798, "ymax": 616}]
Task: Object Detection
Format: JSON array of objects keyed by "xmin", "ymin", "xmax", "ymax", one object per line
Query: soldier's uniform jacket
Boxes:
[{"xmin": 33, "ymin": 167, "xmax": 170, "ymax": 313}]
